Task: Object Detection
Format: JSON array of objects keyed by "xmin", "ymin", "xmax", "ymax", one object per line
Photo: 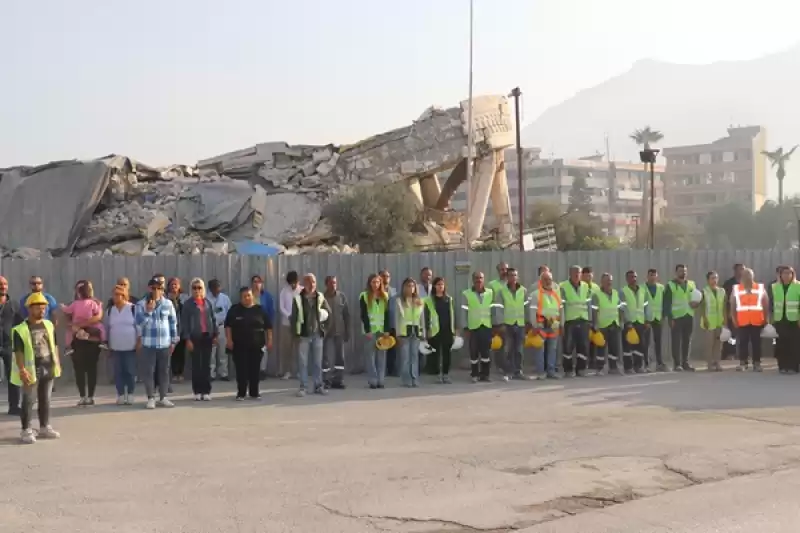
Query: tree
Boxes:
[
  {"xmin": 703, "ymin": 199, "xmax": 796, "ymax": 249},
  {"xmin": 630, "ymin": 126, "xmax": 665, "ymax": 244},
  {"xmin": 324, "ymin": 184, "xmax": 418, "ymax": 253},
  {"xmin": 526, "ymin": 200, "xmax": 615, "ymax": 251},
  {"xmin": 567, "ymin": 175, "xmax": 593, "ymax": 214},
  {"xmin": 634, "ymin": 221, "xmax": 696, "ymax": 250},
  {"xmin": 762, "ymin": 145, "xmax": 798, "ymax": 205}
]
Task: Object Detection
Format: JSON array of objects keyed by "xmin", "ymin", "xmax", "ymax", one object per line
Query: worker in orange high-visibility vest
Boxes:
[{"xmin": 729, "ymin": 268, "xmax": 770, "ymax": 372}]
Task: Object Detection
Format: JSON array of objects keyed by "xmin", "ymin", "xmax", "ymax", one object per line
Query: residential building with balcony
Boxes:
[{"xmin": 662, "ymin": 126, "xmax": 767, "ymax": 229}]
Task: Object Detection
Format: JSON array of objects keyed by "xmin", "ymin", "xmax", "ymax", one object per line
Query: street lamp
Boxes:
[
  {"xmin": 631, "ymin": 214, "xmax": 640, "ymax": 248},
  {"xmin": 639, "ymin": 147, "xmax": 660, "ymax": 250},
  {"xmin": 464, "ymin": 0, "xmax": 475, "ymax": 252},
  {"xmin": 793, "ymin": 204, "xmax": 800, "ymax": 248}
]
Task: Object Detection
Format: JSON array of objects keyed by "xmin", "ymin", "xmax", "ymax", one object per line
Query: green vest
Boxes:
[
  {"xmin": 587, "ymin": 281, "xmax": 600, "ymax": 297},
  {"xmin": 646, "ymin": 283, "xmax": 664, "ymax": 321},
  {"xmin": 294, "ymin": 292, "xmax": 326, "ymax": 335},
  {"xmin": 359, "ymin": 292, "xmax": 387, "ymax": 334},
  {"xmin": 595, "ymin": 290, "xmax": 621, "ymax": 329},
  {"xmin": 668, "ymin": 280, "xmax": 696, "ymax": 318},
  {"xmin": 488, "ymin": 279, "xmax": 505, "ymax": 295},
  {"xmin": 396, "ymin": 300, "xmax": 424, "ymax": 337},
  {"xmin": 10, "ymin": 320, "xmax": 61, "ymax": 387},
  {"xmin": 560, "ymin": 281, "xmax": 590, "ymax": 322},
  {"xmin": 530, "ymin": 289, "xmax": 561, "ymax": 328},
  {"xmin": 702, "ymin": 286, "xmax": 726, "ymax": 330},
  {"xmin": 424, "ymin": 296, "xmax": 454, "ymax": 337},
  {"xmin": 772, "ymin": 282, "xmax": 800, "ymax": 322},
  {"xmin": 622, "ymin": 286, "xmax": 647, "ymax": 324},
  {"xmin": 462, "ymin": 289, "xmax": 494, "ymax": 330},
  {"xmin": 500, "ymin": 284, "xmax": 527, "ymax": 326}
]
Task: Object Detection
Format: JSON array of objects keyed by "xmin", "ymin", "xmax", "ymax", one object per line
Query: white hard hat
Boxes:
[
  {"xmin": 719, "ymin": 327, "xmax": 732, "ymax": 343},
  {"xmin": 319, "ymin": 309, "xmax": 329, "ymax": 322},
  {"xmin": 761, "ymin": 323, "xmax": 778, "ymax": 339},
  {"xmin": 690, "ymin": 289, "xmax": 703, "ymax": 303},
  {"xmin": 418, "ymin": 342, "xmax": 435, "ymax": 355},
  {"xmin": 452, "ymin": 336, "xmax": 464, "ymax": 351}
]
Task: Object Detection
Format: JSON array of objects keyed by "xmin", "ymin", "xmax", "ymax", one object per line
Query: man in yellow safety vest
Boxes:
[
  {"xmin": 498, "ymin": 268, "xmax": 528, "ymax": 381},
  {"xmin": 462, "ymin": 271, "xmax": 497, "ymax": 383},
  {"xmin": 622, "ymin": 270, "xmax": 650, "ymax": 373},
  {"xmin": 560, "ymin": 266, "xmax": 592, "ymax": 377}
]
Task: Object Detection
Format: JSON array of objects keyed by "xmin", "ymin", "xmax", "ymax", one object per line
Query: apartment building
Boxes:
[
  {"xmin": 450, "ymin": 152, "xmax": 665, "ymax": 240},
  {"xmin": 663, "ymin": 126, "xmax": 767, "ymax": 229}
]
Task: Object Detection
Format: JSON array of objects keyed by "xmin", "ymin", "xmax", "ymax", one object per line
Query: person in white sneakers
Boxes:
[
  {"xmin": 105, "ymin": 284, "xmax": 138, "ymax": 405},
  {"xmin": 135, "ymin": 278, "xmax": 178, "ymax": 409},
  {"xmin": 11, "ymin": 293, "xmax": 62, "ymax": 444},
  {"xmin": 181, "ymin": 279, "xmax": 218, "ymax": 401}
]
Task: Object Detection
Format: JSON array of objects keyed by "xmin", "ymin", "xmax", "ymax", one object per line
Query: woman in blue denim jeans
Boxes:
[
  {"xmin": 105, "ymin": 285, "xmax": 139, "ymax": 405},
  {"xmin": 395, "ymin": 278, "xmax": 425, "ymax": 387},
  {"xmin": 359, "ymin": 274, "xmax": 390, "ymax": 389}
]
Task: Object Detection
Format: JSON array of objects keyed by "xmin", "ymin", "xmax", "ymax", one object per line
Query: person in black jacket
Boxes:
[
  {"xmin": 181, "ymin": 278, "xmax": 218, "ymax": 401},
  {"xmin": 423, "ymin": 277, "xmax": 455, "ymax": 383},
  {"xmin": 291, "ymin": 274, "xmax": 331, "ymax": 397},
  {"xmin": 226, "ymin": 287, "xmax": 273, "ymax": 400},
  {"xmin": 0, "ymin": 276, "xmax": 23, "ymax": 415}
]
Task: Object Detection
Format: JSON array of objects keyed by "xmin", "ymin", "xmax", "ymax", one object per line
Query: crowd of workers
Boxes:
[{"xmin": 0, "ymin": 259, "xmax": 795, "ymax": 444}]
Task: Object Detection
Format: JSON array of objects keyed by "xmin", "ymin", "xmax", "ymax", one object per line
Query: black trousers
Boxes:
[
  {"xmin": 1, "ymin": 351, "xmax": 20, "ymax": 412},
  {"xmin": 171, "ymin": 339, "xmax": 187, "ymax": 377},
  {"xmin": 21, "ymin": 377, "xmax": 52, "ymax": 430},
  {"xmin": 646, "ymin": 320, "xmax": 664, "ymax": 366},
  {"xmin": 670, "ymin": 315, "xmax": 694, "ymax": 367},
  {"xmin": 232, "ymin": 346, "xmax": 263, "ymax": 398},
  {"xmin": 737, "ymin": 325, "xmax": 763, "ymax": 365},
  {"xmin": 190, "ymin": 335, "xmax": 214, "ymax": 395},
  {"xmin": 562, "ymin": 320, "xmax": 589, "ymax": 374},
  {"xmin": 597, "ymin": 325, "xmax": 621, "ymax": 370},
  {"xmin": 430, "ymin": 332, "xmax": 454, "ymax": 376},
  {"xmin": 72, "ymin": 339, "xmax": 100, "ymax": 398},
  {"xmin": 775, "ymin": 321, "xmax": 800, "ymax": 371},
  {"xmin": 623, "ymin": 323, "xmax": 648, "ymax": 371},
  {"xmin": 468, "ymin": 327, "xmax": 491, "ymax": 378}
]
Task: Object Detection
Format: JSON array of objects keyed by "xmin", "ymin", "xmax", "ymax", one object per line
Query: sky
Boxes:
[{"xmin": 3, "ymin": 0, "xmax": 800, "ymax": 167}]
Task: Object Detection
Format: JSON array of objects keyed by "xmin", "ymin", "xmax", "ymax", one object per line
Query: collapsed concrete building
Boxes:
[{"xmin": 0, "ymin": 95, "xmax": 516, "ymax": 258}]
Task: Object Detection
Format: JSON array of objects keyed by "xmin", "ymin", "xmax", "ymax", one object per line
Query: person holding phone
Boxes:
[{"xmin": 135, "ymin": 278, "xmax": 178, "ymax": 410}]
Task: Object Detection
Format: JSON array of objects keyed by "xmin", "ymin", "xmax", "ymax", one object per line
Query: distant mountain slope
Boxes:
[{"xmin": 522, "ymin": 45, "xmax": 800, "ymax": 194}]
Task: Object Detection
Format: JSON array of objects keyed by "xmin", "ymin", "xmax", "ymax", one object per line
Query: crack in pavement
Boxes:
[{"xmin": 708, "ymin": 411, "xmax": 800, "ymax": 428}]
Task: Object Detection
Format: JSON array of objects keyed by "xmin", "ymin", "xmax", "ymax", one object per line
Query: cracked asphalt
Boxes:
[{"xmin": 2, "ymin": 360, "xmax": 800, "ymax": 533}]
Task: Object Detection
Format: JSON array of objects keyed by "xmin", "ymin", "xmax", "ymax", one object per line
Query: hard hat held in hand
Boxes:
[
  {"xmin": 418, "ymin": 342, "xmax": 435, "ymax": 355},
  {"xmin": 490, "ymin": 334, "xmax": 503, "ymax": 351},
  {"xmin": 590, "ymin": 330, "xmax": 606, "ymax": 347},
  {"xmin": 625, "ymin": 328, "xmax": 640, "ymax": 345},
  {"xmin": 690, "ymin": 289, "xmax": 703, "ymax": 304},
  {"xmin": 451, "ymin": 336, "xmax": 464, "ymax": 351},
  {"xmin": 319, "ymin": 309, "xmax": 329, "ymax": 322},
  {"xmin": 761, "ymin": 324, "xmax": 778, "ymax": 339},
  {"xmin": 524, "ymin": 331, "xmax": 544, "ymax": 349},
  {"xmin": 720, "ymin": 327, "xmax": 732, "ymax": 342},
  {"xmin": 375, "ymin": 334, "xmax": 396, "ymax": 351}
]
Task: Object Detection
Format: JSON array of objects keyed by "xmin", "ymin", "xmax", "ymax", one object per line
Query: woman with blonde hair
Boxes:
[
  {"xmin": 166, "ymin": 277, "xmax": 189, "ymax": 383},
  {"xmin": 395, "ymin": 278, "xmax": 425, "ymax": 387},
  {"xmin": 181, "ymin": 278, "xmax": 217, "ymax": 400},
  {"xmin": 359, "ymin": 274, "xmax": 390, "ymax": 389},
  {"xmin": 105, "ymin": 283, "xmax": 138, "ymax": 405}
]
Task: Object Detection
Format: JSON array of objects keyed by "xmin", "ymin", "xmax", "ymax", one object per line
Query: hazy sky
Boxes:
[{"xmin": 3, "ymin": 0, "xmax": 800, "ymax": 166}]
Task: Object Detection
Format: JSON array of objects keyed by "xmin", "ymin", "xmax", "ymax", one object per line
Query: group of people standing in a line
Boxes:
[{"xmin": 0, "ymin": 259, "xmax": 797, "ymax": 444}]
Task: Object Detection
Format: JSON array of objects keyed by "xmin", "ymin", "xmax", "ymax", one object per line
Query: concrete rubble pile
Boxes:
[{"xmin": 0, "ymin": 95, "xmax": 516, "ymax": 258}]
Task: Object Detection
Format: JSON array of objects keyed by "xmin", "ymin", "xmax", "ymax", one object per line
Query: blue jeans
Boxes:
[
  {"xmin": 297, "ymin": 334, "xmax": 324, "ymax": 391},
  {"xmin": 364, "ymin": 337, "xmax": 387, "ymax": 386},
  {"xmin": 533, "ymin": 333, "xmax": 558, "ymax": 375},
  {"xmin": 111, "ymin": 350, "xmax": 137, "ymax": 396},
  {"xmin": 504, "ymin": 325, "xmax": 525, "ymax": 375},
  {"xmin": 398, "ymin": 337, "xmax": 420, "ymax": 386}
]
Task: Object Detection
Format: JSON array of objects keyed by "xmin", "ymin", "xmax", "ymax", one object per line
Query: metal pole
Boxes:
[
  {"xmin": 649, "ymin": 161, "xmax": 656, "ymax": 249},
  {"xmin": 511, "ymin": 87, "xmax": 524, "ymax": 250},
  {"xmin": 464, "ymin": 0, "xmax": 474, "ymax": 252}
]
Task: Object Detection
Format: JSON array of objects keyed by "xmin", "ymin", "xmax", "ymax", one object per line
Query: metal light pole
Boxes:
[
  {"xmin": 793, "ymin": 204, "xmax": 800, "ymax": 248},
  {"xmin": 639, "ymin": 146, "xmax": 660, "ymax": 250},
  {"xmin": 510, "ymin": 87, "xmax": 524, "ymax": 250},
  {"xmin": 464, "ymin": 0, "xmax": 474, "ymax": 252}
]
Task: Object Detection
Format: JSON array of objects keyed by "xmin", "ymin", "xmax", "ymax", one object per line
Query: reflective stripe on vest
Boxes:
[
  {"xmin": 462, "ymin": 289, "xmax": 494, "ymax": 330},
  {"xmin": 622, "ymin": 286, "xmax": 647, "ymax": 324},
  {"xmin": 595, "ymin": 290, "xmax": 621, "ymax": 329},
  {"xmin": 668, "ymin": 280, "xmax": 696, "ymax": 318},
  {"xmin": 397, "ymin": 300, "xmax": 424, "ymax": 337},
  {"xmin": 702, "ymin": 286, "xmax": 726, "ymax": 330},
  {"xmin": 359, "ymin": 292, "xmax": 387, "ymax": 334},
  {"xmin": 294, "ymin": 292, "xmax": 325, "ymax": 334},
  {"xmin": 500, "ymin": 285, "xmax": 527, "ymax": 326},
  {"xmin": 560, "ymin": 281, "xmax": 590, "ymax": 321},
  {"xmin": 734, "ymin": 283, "xmax": 766, "ymax": 326},
  {"xmin": 646, "ymin": 283, "xmax": 664, "ymax": 321},
  {"xmin": 10, "ymin": 320, "xmax": 61, "ymax": 387},
  {"xmin": 771, "ymin": 282, "xmax": 800, "ymax": 322},
  {"xmin": 424, "ymin": 296, "xmax": 454, "ymax": 337}
]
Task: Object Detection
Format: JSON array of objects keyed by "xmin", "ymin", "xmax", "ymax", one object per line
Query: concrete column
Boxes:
[
  {"xmin": 488, "ymin": 150, "xmax": 513, "ymax": 241},
  {"xmin": 406, "ymin": 179, "xmax": 424, "ymax": 210},
  {"xmin": 419, "ymin": 174, "xmax": 442, "ymax": 208},
  {"xmin": 466, "ymin": 151, "xmax": 498, "ymax": 243}
]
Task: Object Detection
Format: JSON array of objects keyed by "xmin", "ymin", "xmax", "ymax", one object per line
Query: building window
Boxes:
[
  {"xmin": 723, "ymin": 151, "xmax": 735, "ymax": 162},
  {"xmin": 676, "ymin": 195, "xmax": 694, "ymax": 206},
  {"xmin": 700, "ymin": 193, "xmax": 717, "ymax": 203},
  {"xmin": 722, "ymin": 171, "xmax": 735, "ymax": 183},
  {"xmin": 696, "ymin": 215, "xmax": 705, "ymax": 225},
  {"xmin": 712, "ymin": 152, "xmax": 723, "ymax": 163},
  {"xmin": 699, "ymin": 153, "xmax": 712, "ymax": 164},
  {"xmin": 532, "ymin": 167, "xmax": 555, "ymax": 178}
]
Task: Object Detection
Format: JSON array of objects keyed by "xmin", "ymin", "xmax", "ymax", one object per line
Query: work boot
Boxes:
[
  {"xmin": 682, "ymin": 364, "xmax": 695, "ymax": 372},
  {"xmin": 656, "ymin": 363, "xmax": 668, "ymax": 372},
  {"xmin": 673, "ymin": 366, "xmax": 683, "ymax": 372}
]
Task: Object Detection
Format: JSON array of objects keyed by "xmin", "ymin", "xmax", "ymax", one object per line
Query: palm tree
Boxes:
[
  {"xmin": 762, "ymin": 145, "xmax": 798, "ymax": 205},
  {"xmin": 630, "ymin": 126, "xmax": 664, "ymax": 246}
]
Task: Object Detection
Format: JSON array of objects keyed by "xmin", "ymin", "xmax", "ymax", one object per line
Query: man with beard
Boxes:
[{"xmin": 663, "ymin": 264, "xmax": 700, "ymax": 372}]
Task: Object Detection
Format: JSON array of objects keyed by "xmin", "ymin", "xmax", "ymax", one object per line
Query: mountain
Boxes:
[{"xmin": 522, "ymin": 45, "xmax": 800, "ymax": 194}]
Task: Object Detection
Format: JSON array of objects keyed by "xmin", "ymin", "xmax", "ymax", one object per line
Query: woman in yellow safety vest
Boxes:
[
  {"xmin": 424, "ymin": 277, "xmax": 455, "ymax": 384},
  {"xmin": 359, "ymin": 274, "xmax": 390, "ymax": 389},
  {"xmin": 395, "ymin": 278, "xmax": 425, "ymax": 387},
  {"xmin": 771, "ymin": 266, "xmax": 800, "ymax": 374}
]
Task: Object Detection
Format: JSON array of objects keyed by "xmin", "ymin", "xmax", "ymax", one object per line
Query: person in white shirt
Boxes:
[
  {"xmin": 418, "ymin": 267, "xmax": 433, "ymax": 299},
  {"xmin": 105, "ymin": 284, "xmax": 139, "ymax": 406},
  {"xmin": 278, "ymin": 271, "xmax": 303, "ymax": 379},
  {"xmin": 207, "ymin": 279, "xmax": 232, "ymax": 380}
]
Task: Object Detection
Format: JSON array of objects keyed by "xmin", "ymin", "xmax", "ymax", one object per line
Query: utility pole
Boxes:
[
  {"xmin": 510, "ymin": 87, "xmax": 524, "ymax": 250},
  {"xmin": 464, "ymin": 0, "xmax": 475, "ymax": 252},
  {"xmin": 649, "ymin": 159, "xmax": 656, "ymax": 249}
]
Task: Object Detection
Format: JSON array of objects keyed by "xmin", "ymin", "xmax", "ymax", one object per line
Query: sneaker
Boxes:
[
  {"xmin": 575, "ymin": 370, "xmax": 587, "ymax": 378},
  {"xmin": 76, "ymin": 397, "xmax": 86, "ymax": 407},
  {"xmin": 753, "ymin": 363, "xmax": 763, "ymax": 372},
  {"xmin": 98, "ymin": 343, "xmax": 109, "ymax": 351},
  {"xmin": 315, "ymin": 387, "xmax": 328, "ymax": 396},
  {"xmin": 656, "ymin": 364, "xmax": 668, "ymax": 372},
  {"xmin": 20, "ymin": 429, "xmax": 36, "ymax": 444},
  {"xmin": 563, "ymin": 373, "xmax": 574, "ymax": 379},
  {"xmin": 116, "ymin": 396, "xmax": 126, "ymax": 406},
  {"xmin": 673, "ymin": 366, "xmax": 684, "ymax": 372},
  {"xmin": 38, "ymin": 426, "xmax": 60, "ymax": 439},
  {"xmin": 736, "ymin": 365, "xmax": 746, "ymax": 372},
  {"xmin": 443, "ymin": 375, "xmax": 452, "ymax": 384},
  {"xmin": 546, "ymin": 373, "xmax": 561, "ymax": 380},
  {"xmin": 411, "ymin": 382, "xmax": 419, "ymax": 388},
  {"xmin": 281, "ymin": 373, "xmax": 292, "ymax": 380},
  {"xmin": 609, "ymin": 368, "xmax": 623, "ymax": 375},
  {"xmin": 624, "ymin": 368, "xmax": 635, "ymax": 375},
  {"xmin": 125, "ymin": 394, "xmax": 134, "ymax": 406},
  {"xmin": 713, "ymin": 362, "xmax": 723, "ymax": 372},
  {"xmin": 377, "ymin": 383, "xmax": 385, "ymax": 389},
  {"xmin": 502, "ymin": 375, "xmax": 510, "ymax": 382},
  {"xmin": 296, "ymin": 389, "xmax": 306, "ymax": 397},
  {"xmin": 194, "ymin": 394, "xmax": 202, "ymax": 401},
  {"xmin": 780, "ymin": 369, "xmax": 788, "ymax": 374},
  {"xmin": 86, "ymin": 398, "xmax": 96, "ymax": 406},
  {"xmin": 437, "ymin": 375, "xmax": 445, "ymax": 384},
  {"xmin": 682, "ymin": 365, "xmax": 695, "ymax": 372},
  {"xmin": 330, "ymin": 382, "xmax": 346, "ymax": 390},
  {"xmin": 595, "ymin": 369, "xmax": 606, "ymax": 376},
  {"xmin": 634, "ymin": 368, "xmax": 645, "ymax": 374},
  {"xmin": 369, "ymin": 384, "xmax": 377, "ymax": 390},
  {"xmin": 157, "ymin": 398, "xmax": 175, "ymax": 408},
  {"xmin": 201, "ymin": 395, "xmax": 211, "ymax": 402},
  {"xmin": 249, "ymin": 395, "xmax": 262, "ymax": 401},
  {"xmin": 145, "ymin": 398, "xmax": 156, "ymax": 410},
  {"xmin": 235, "ymin": 396, "xmax": 245, "ymax": 402}
]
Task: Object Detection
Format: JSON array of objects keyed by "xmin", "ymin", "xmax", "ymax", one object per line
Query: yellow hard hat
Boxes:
[
  {"xmin": 525, "ymin": 331, "xmax": 544, "ymax": 349},
  {"xmin": 625, "ymin": 328, "xmax": 640, "ymax": 345},
  {"xmin": 490, "ymin": 334, "xmax": 503, "ymax": 351},
  {"xmin": 590, "ymin": 330, "xmax": 606, "ymax": 347},
  {"xmin": 375, "ymin": 334, "xmax": 396, "ymax": 351},
  {"xmin": 25, "ymin": 292, "xmax": 49, "ymax": 307}
]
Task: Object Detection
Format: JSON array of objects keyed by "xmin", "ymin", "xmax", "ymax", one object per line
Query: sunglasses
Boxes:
[
  {"xmin": 191, "ymin": 286, "xmax": 203, "ymax": 290},
  {"xmin": 30, "ymin": 281, "xmax": 42, "ymax": 286}
]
